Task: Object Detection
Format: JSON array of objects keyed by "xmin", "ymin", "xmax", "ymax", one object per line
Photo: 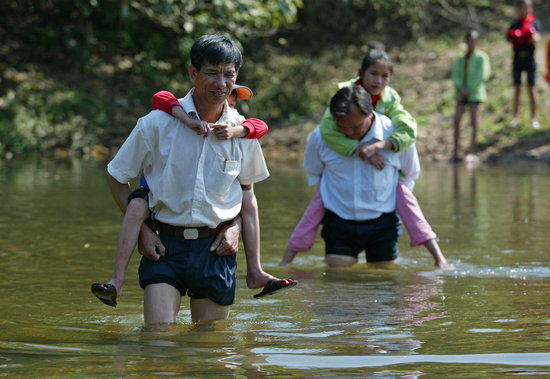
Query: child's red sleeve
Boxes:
[
  {"xmin": 241, "ymin": 118, "xmax": 269, "ymax": 139},
  {"xmin": 152, "ymin": 91, "xmax": 180, "ymax": 115}
]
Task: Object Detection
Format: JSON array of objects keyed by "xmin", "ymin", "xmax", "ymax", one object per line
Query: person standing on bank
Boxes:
[
  {"xmin": 450, "ymin": 30, "xmax": 491, "ymax": 164},
  {"xmin": 506, "ymin": 0, "xmax": 542, "ymax": 129},
  {"xmin": 303, "ymin": 86, "xmax": 422, "ymax": 268},
  {"xmin": 106, "ymin": 34, "xmax": 270, "ymax": 325}
]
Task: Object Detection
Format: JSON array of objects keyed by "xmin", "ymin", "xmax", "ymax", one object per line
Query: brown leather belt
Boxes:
[{"xmin": 156, "ymin": 220, "xmax": 232, "ymax": 239}]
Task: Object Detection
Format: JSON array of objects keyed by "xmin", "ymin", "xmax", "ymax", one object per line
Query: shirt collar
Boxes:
[
  {"xmin": 360, "ymin": 112, "xmax": 385, "ymax": 143},
  {"xmin": 181, "ymin": 88, "xmax": 231, "ymax": 122}
]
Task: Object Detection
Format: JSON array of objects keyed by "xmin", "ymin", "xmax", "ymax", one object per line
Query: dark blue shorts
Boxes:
[
  {"xmin": 321, "ymin": 210, "xmax": 399, "ymax": 262},
  {"xmin": 513, "ymin": 52, "xmax": 536, "ymax": 85},
  {"xmin": 138, "ymin": 233, "xmax": 237, "ymax": 306},
  {"xmin": 459, "ymin": 99, "xmax": 480, "ymax": 106}
]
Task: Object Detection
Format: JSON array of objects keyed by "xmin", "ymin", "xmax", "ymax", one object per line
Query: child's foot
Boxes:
[
  {"xmin": 107, "ymin": 278, "xmax": 123, "ymax": 297},
  {"xmin": 246, "ymin": 270, "xmax": 277, "ymax": 290},
  {"xmin": 91, "ymin": 282, "xmax": 118, "ymax": 307},
  {"xmin": 253, "ymin": 278, "xmax": 297, "ymax": 298},
  {"xmin": 435, "ymin": 260, "xmax": 455, "ymax": 271},
  {"xmin": 531, "ymin": 120, "xmax": 540, "ymax": 129},
  {"xmin": 278, "ymin": 248, "xmax": 298, "ymax": 267}
]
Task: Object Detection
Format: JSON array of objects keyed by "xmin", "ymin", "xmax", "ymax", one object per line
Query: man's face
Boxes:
[
  {"xmin": 335, "ymin": 104, "xmax": 372, "ymax": 140},
  {"xmin": 189, "ymin": 61, "xmax": 238, "ymax": 105}
]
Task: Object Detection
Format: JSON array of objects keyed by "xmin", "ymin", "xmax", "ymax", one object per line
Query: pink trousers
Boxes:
[{"xmin": 286, "ymin": 181, "xmax": 436, "ymax": 252}]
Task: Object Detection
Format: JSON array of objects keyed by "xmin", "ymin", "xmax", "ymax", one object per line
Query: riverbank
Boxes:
[{"xmin": 261, "ymin": 34, "xmax": 550, "ymax": 166}]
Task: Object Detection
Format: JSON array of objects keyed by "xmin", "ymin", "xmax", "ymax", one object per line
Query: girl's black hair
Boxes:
[{"xmin": 359, "ymin": 49, "xmax": 393, "ymax": 76}]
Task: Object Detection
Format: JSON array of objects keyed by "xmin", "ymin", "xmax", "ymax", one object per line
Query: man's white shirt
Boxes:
[
  {"xmin": 303, "ymin": 112, "xmax": 420, "ymax": 221},
  {"xmin": 108, "ymin": 89, "xmax": 270, "ymax": 228}
]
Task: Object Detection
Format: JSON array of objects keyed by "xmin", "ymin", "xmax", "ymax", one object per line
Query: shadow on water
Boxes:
[{"xmin": 1, "ymin": 158, "xmax": 549, "ymax": 377}]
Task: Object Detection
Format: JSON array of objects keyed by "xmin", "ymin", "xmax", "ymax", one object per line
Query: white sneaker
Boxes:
[
  {"xmin": 531, "ymin": 120, "xmax": 540, "ymax": 129},
  {"xmin": 509, "ymin": 118, "xmax": 520, "ymax": 128}
]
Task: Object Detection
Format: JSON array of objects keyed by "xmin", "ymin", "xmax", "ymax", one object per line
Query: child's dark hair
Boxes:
[
  {"xmin": 367, "ymin": 40, "xmax": 386, "ymax": 52},
  {"xmin": 359, "ymin": 49, "xmax": 393, "ymax": 76},
  {"xmin": 190, "ymin": 34, "xmax": 243, "ymax": 71},
  {"xmin": 329, "ymin": 86, "xmax": 373, "ymax": 119}
]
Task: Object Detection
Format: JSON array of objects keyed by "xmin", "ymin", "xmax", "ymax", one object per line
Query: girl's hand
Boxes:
[
  {"xmin": 211, "ymin": 123, "xmax": 247, "ymax": 140},
  {"xmin": 367, "ymin": 153, "xmax": 385, "ymax": 170},
  {"xmin": 188, "ymin": 120, "xmax": 210, "ymax": 137},
  {"xmin": 356, "ymin": 143, "xmax": 380, "ymax": 161},
  {"xmin": 356, "ymin": 140, "xmax": 391, "ymax": 161}
]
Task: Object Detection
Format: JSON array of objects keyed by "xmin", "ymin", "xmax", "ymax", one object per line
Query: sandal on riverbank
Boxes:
[
  {"xmin": 253, "ymin": 278, "xmax": 297, "ymax": 298},
  {"xmin": 91, "ymin": 283, "xmax": 117, "ymax": 307}
]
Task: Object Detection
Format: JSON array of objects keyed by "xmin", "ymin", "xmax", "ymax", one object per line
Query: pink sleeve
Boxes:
[
  {"xmin": 286, "ymin": 187, "xmax": 325, "ymax": 252},
  {"xmin": 152, "ymin": 90, "xmax": 180, "ymax": 115},
  {"xmin": 241, "ymin": 118, "xmax": 269, "ymax": 139}
]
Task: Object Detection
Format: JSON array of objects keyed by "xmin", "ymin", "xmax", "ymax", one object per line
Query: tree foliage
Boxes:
[
  {"xmin": 0, "ymin": 0, "xmax": 535, "ymax": 157},
  {"xmin": 0, "ymin": 0, "xmax": 303, "ymax": 156}
]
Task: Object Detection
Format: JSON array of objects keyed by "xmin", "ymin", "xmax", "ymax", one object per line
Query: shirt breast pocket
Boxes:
[
  {"xmin": 373, "ymin": 169, "xmax": 392, "ymax": 202},
  {"xmin": 205, "ymin": 153, "xmax": 240, "ymax": 196}
]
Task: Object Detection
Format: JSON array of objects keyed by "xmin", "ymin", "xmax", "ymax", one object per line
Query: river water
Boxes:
[{"xmin": 1, "ymin": 158, "xmax": 549, "ymax": 377}]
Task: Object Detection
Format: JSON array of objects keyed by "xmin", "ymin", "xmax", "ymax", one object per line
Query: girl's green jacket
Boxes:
[
  {"xmin": 451, "ymin": 49, "xmax": 491, "ymax": 103},
  {"xmin": 320, "ymin": 77, "xmax": 417, "ymax": 156}
]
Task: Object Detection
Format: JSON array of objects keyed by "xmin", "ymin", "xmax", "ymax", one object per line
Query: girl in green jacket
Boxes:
[
  {"xmin": 280, "ymin": 49, "xmax": 452, "ymax": 270},
  {"xmin": 451, "ymin": 30, "xmax": 491, "ymax": 163}
]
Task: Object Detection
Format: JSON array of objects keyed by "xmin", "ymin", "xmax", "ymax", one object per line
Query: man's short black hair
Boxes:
[
  {"xmin": 190, "ymin": 34, "xmax": 243, "ymax": 71},
  {"xmin": 329, "ymin": 86, "xmax": 373, "ymax": 119}
]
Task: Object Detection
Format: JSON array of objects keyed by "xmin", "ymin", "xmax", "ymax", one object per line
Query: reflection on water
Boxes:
[{"xmin": 0, "ymin": 158, "xmax": 549, "ymax": 377}]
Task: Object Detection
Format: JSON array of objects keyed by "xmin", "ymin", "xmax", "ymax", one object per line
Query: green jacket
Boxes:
[
  {"xmin": 319, "ymin": 78, "xmax": 417, "ymax": 156},
  {"xmin": 451, "ymin": 49, "xmax": 490, "ymax": 102}
]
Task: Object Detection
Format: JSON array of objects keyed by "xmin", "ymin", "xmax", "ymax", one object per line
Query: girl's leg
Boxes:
[
  {"xmin": 469, "ymin": 103, "xmax": 479, "ymax": 155},
  {"xmin": 512, "ymin": 85, "xmax": 521, "ymax": 124},
  {"xmin": 110, "ymin": 197, "xmax": 150, "ymax": 295},
  {"xmin": 396, "ymin": 181, "xmax": 451, "ymax": 269},
  {"xmin": 527, "ymin": 84, "xmax": 537, "ymax": 125},
  {"xmin": 452, "ymin": 101, "xmax": 465, "ymax": 162},
  {"xmin": 240, "ymin": 187, "xmax": 277, "ymax": 289},
  {"xmin": 279, "ymin": 187, "xmax": 325, "ymax": 266}
]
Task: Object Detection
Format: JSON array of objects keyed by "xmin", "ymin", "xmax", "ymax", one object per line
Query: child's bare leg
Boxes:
[
  {"xmin": 109, "ymin": 197, "xmax": 150, "ymax": 296},
  {"xmin": 469, "ymin": 103, "xmax": 479, "ymax": 155},
  {"xmin": 452, "ymin": 102, "xmax": 465, "ymax": 161},
  {"xmin": 527, "ymin": 84, "xmax": 537, "ymax": 122},
  {"xmin": 279, "ymin": 248, "xmax": 298, "ymax": 267},
  {"xmin": 279, "ymin": 187, "xmax": 325, "ymax": 266},
  {"xmin": 423, "ymin": 239, "xmax": 454, "ymax": 270},
  {"xmin": 241, "ymin": 186, "xmax": 276, "ymax": 289},
  {"xmin": 512, "ymin": 85, "xmax": 521, "ymax": 122},
  {"xmin": 396, "ymin": 181, "xmax": 453, "ymax": 270}
]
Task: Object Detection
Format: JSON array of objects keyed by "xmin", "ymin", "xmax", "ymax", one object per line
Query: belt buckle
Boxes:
[{"xmin": 183, "ymin": 228, "xmax": 199, "ymax": 240}]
